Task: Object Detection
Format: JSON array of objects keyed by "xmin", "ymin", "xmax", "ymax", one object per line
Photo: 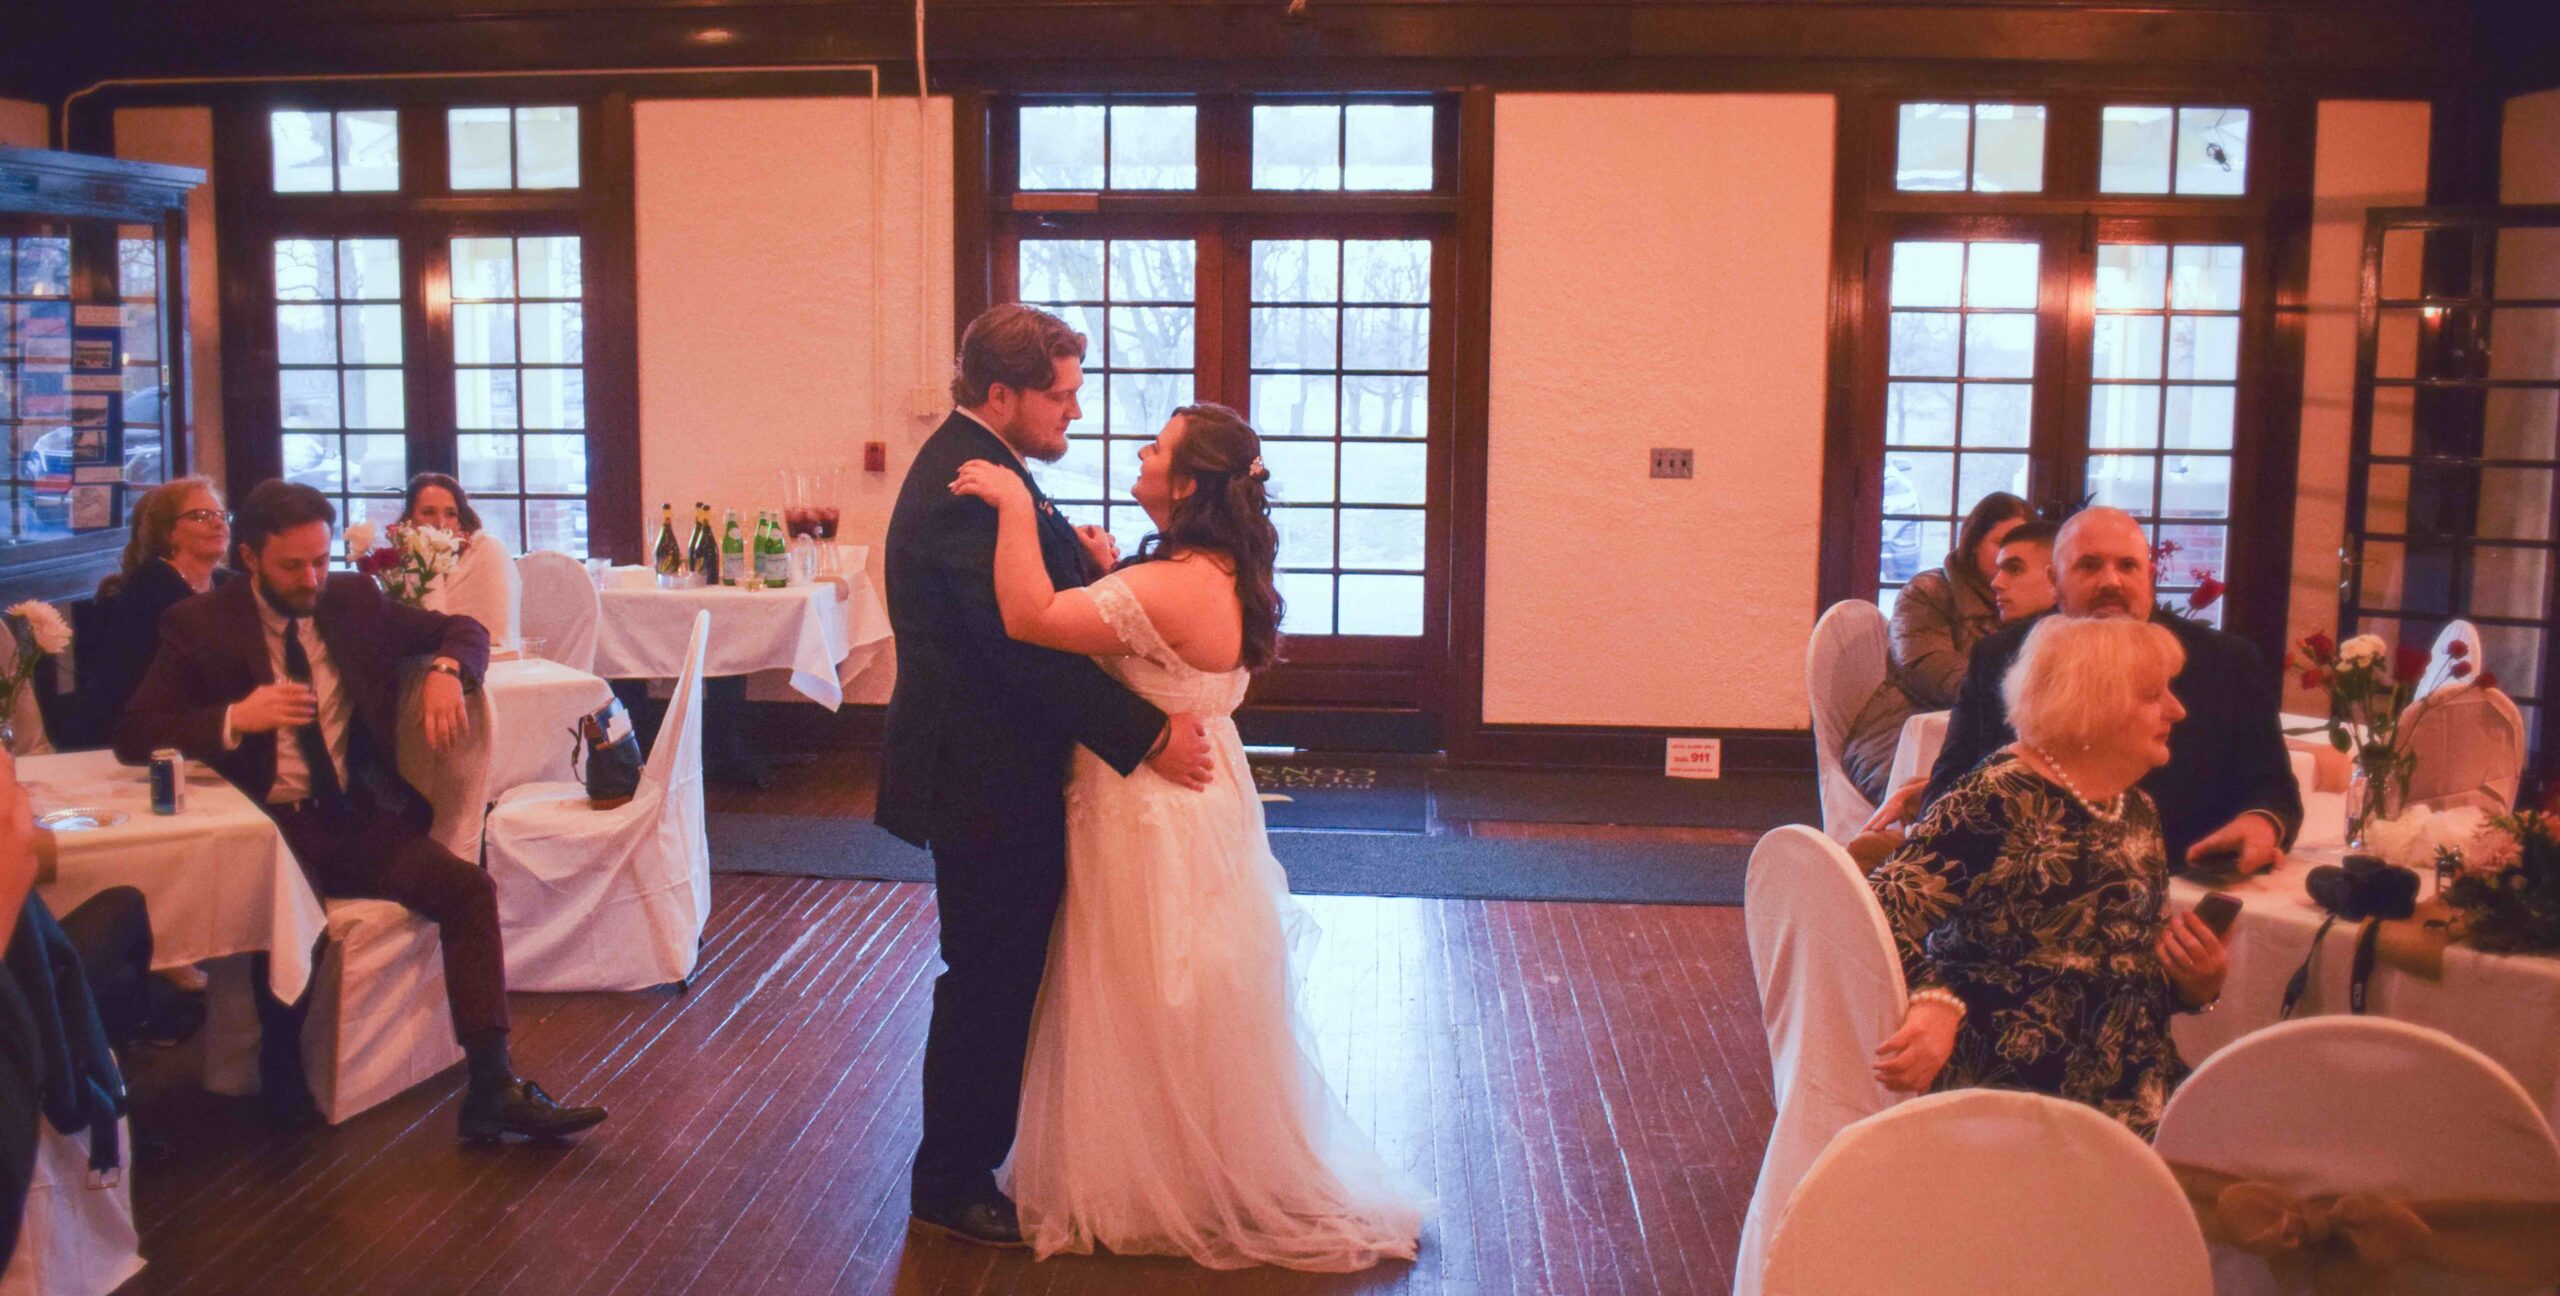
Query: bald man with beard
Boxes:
[{"xmin": 1923, "ymin": 507, "xmax": 2302, "ymax": 872}]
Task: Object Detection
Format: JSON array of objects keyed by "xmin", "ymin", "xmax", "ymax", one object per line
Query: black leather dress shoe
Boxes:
[
  {"xmin": 908, "ymin": 1195, "xmax": 1026, "ymax": 1248},
  {"xmin": 458, "ymin": 1078, "xmax": 608, "ymax": 1143}
]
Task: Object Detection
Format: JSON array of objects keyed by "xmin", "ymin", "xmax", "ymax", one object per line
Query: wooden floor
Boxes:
[{"xmin": 116, "ymin": 870, "xmax": 1774, "ymax": 1295}]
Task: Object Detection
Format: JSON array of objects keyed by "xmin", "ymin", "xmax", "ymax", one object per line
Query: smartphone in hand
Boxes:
[{"xmin": 2193, "ymin": 892, "xmax": 2243, "ymax": 940}]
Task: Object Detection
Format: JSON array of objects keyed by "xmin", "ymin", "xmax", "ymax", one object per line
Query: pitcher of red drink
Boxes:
[{"xmin": 778, "ymin": 465, "xmax": 849, "ymax": 580}]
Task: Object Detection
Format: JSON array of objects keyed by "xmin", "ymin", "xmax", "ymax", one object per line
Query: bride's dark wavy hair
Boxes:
[{"xmin": 1127, "ymin": 403, "xmax": 1284, "ymax": 671}]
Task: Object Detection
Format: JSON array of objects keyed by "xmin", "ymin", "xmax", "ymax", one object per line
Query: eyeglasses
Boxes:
[{"xmin": 176, "ymin": 509, "xmax": 229, "ymax": 525}]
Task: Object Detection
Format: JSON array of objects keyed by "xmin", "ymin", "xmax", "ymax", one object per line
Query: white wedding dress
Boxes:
[{"xmin": 1001, "ymin": 574, "xmax": 1424, "ymax": 1271}]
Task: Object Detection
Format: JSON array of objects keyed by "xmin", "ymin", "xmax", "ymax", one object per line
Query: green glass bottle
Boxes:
[
  {"xmin": 758, "ymin": 510, "xmax": 790, "ymax": 588},
  {"xmin": 720, "ymin": 510, "xmax": 744, "ymax": 587}
]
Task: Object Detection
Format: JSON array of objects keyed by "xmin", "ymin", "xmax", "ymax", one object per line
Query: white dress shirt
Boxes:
[{"xmin": 227, "ymin": 592, "xmax": 356, "ymax": 804}]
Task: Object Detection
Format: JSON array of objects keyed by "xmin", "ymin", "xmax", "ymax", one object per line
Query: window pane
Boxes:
[
  {"xmin": 341, "ymin": 304, "xmax": 403, "ymax": 365},
  {"xmin": 1959, "ymin": 383, "xmax": 2031, "ymax": 448},
  {"xmin": 347, "ymin": 434, "xmax": 405, "ymax": 493},
  {"xmin": 1343, "ymin": 307, "xmax": 1428, "ymax": 371},
  {"xmin": 281, "ymin": 432, "xmax": 339, "ymax": 490},
  {"xmin": 1340, "ymin": 442, "xmax": 1426, "ymax": 505},
  {"xmin": 117, "ymin": 236, "xmax": 158, "ymax": 300},
  {"xmin": 2168, "ymin": 315, "xmax": 2240, "ymax": 381},
  {"xmin": 1107, "ymin": 371, "xmax": 1191, "ymax": 437},
  {"xmin": 1108, "ymin": 239, "xmax": 1195, "ymax": 301},
  {"xmin": 1043, "ymin": 303, "xmax": 1106, "ymax": 368},
  {"xmin": 1957, "ymin": 453, "xmax": 2028, "ymax": 513},
  {"xmin": 279, "ymin": 370, "xmax": 340, "ymax": 428},
  {"xmin": 519, "ymin": 238, "xmax": 582, "ymax": 298},
  {"xmin": 525, "ymin": 498, "xmax": 588, "ymax": 557},
  {"xmin": 271, "ymin": 111, "xmax": 335, "ymax": 192},
  {"xmin": 1964, "ymin": 242, "xmax": 2039, "ymax": 309},
  {"xmin": 524, "ymin": 433, "xmax": 587, "ymax": 496},
  {"xmin": 475, "ymin": 506, "xmax": 524, "ymax": 556},
  {"xmin": 1971, "ymin": 105, "xmax": 2045, "ymax": 193},
  {"xmin": 1343, "ymin": 375, "xmax": 1427, "ymax": 437},
  {"xmin": 341, "ymin": 369, "xmax": 404, "ymax": 428},
  {"xmin": 2092, "ymin": 315, "xmax": 2165, "ymax": 380},
  {"xmin": 522, "ymin": 368, "xmax": 585, "ymax": 429},
  {"xmin": 339, "ymin": 239, "xmax": 401, "ymax": 301},
  {"xmin": 2171, "ymin": 245, "xmax": 2245, "ymax": 311},
  {"xmin": 2100, "ymin": 106, "xmax": 2174, "ymax": 194},
  {"xmin": 1107, "ymin": 306, "xmax": 1193, "ymax": 370},
  {"xmin": 1890, "ymin": 450, "xmax": 1954, "ymax": 515},
  {"xmin": 1888, "ymin": 311, "xmax": 1960, "ymax": 377},
  {"xmin": 520, "ymin": 302, "xmax": 582, "ymax": 365},
  {"xmin": 1338, "ymin": 574, "xmax": 1424, "ymax": 635},
  {"xmin": 1341, "ymin": 508, "xmax": 1424, "ymax": 570},
  {"xmin": 1103, "ymin": 505, "xmax": 1151, "ymax": 554},
  {"xmin": 1021, "ymin": 239, "xmax": 1105, "ymax": 302},
  {"xmin": 1252, "ymin": 240, "xmax": 1339, "ymax": 303},
  {"xmin": 1890, "ymin": 242, "xmax": 1963, "ymax": 308},
  {"xmin": 456, "ymin": 368, "xmax": 518, "ymax": 428},
  {"xmin": 11, "ymin": 240, "xmax": 67, "ymax": 297},
  {"xmin": 2164, "ymin": 384, "xmax": 2235, "ymax": 450},
  {"xmin": 2177, "ymin": 107, "xmax": 2248, "ymax": 196},
  {"xmin": 2096, "ymin": 244, "xmax": 2169, "ymax": 309},
  {"xmin": 2086, "ymin": 454, "xmax": 2156, "ymax": 510},
  {"xmin": 450, "ymin": 239, "xmax": 515, "ymax": 300},
  {"xmin": 2090, "ymin": 384, "xmax": 2163, "ymax": 449},
  {"xmin": 1107, "ymin": 104, "xmax": 1195, "ymax": 190},
  {"xmin": 1895, "ymin": 103, "xmax": 1968, "ymax": 191},
  {"xmin": 517, "ymin": 107, "xmax": 580, "ymax": 189},
  {"xmin": 1278, "ymin": 573, "xmax": 1334, "ymax": 635},
  {"xmin": 1344, "ymin": 240, "xmax": 1431, "ymax": 304},
  {"xmin": 1254, "ymin": 104, "xmax": 1342, "ymax": 190},
  {"xmin": 1259, "ymin": 440, "xmax": 1336, "ymax": 503},
  {"xmin": 453, "ymin": 303, "xmax": 517, "ymax": 365},
  {"xmin": 2161, "ymin": 454, "xmax": 2231, "ymax": 517},
  {"xmin": 449, "ymin": 108, "xmax": 513, "ymax": 189},
  {"xmin": 1885, "ymin": 382, "xmax": 1957, "ymax": 446},
  {"xmin": 1252, "ymin": 307, "xmax": 1337, "ymax": 370},
  {"xmin": 1034, "ymin": 437, "xmax": 1106, "ymax": 503},
  {"xmin": 459, "ymin": 433, "xmax": 520, "ymax": 492},
  {"xmin": 275, "ymin": 239, "xmax": 333, "ymax": 300},
  {"xmin": 1273, "ymin": 506, "xmax": 1335, "ymax": 566},
  {"xmin": 1253, "ymin": 374, "xmax": 1338, "ymax": 437},
  {"xmin": 1107, "ymin": 437, "xmax": 1144, "ymax": 501},
  {"xmin": 1344, "ymin": 104, "xmax": 1434, "ymax": 191},
  {"xmin": 277, "ymin": 305, "xmax": 335, "ymax": 365},
  {"xmin": 336, "ymin": 111, "xmax": 400, "ymax": 191},
  {"xmin": 1961, "ymin": 314, "xmax": 2035, "ymax": 379},
  {"xmin": 1020, "ymin": 105, "xmax": 1106, "ymax": 189}
]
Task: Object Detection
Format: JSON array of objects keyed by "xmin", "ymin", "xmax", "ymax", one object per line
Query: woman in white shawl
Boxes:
[{"xmin": 400, "ymin": 471, "xmax": 522, "ymax": 650}]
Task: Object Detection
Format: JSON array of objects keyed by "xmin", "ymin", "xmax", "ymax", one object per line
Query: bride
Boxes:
[{"xmin": 948, "ymin": 402, "xmax": 1423, "ymax": 1272}]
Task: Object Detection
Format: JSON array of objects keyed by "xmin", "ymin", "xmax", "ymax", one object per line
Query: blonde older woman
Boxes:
[
  {"xmin": 86, "ymin": 476, "xmax": 231, "ymax": 737},
  {"xmin": 1866, "ymin": 615, "xmax": 2229, "ymax": 1138}
]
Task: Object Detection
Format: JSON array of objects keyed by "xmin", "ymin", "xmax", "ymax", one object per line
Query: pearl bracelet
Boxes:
[{"xmin": 1910, "ymin": 987, "xmax": 1966, "ymax": 1019}]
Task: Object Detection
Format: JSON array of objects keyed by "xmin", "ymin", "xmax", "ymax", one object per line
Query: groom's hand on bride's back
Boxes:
[{"xmin": 1147, "ymin": 715, "xmax": 1217, "ymax": 791}]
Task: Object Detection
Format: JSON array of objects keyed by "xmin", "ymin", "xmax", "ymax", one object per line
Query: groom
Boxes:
[{"xmin": 879, "ymin": 304, "xmax": 1217, "ymax": 1246}]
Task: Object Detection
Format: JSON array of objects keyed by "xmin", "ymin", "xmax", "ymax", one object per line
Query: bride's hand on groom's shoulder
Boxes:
[{"xmin": 949, "ymin": 460, "xmax": 1032, "ymax": 513}]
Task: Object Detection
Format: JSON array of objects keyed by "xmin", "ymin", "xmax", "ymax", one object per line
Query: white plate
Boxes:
[{"xmin": 37, "ymin": 808, "xmax": 127, "ymax": 831}]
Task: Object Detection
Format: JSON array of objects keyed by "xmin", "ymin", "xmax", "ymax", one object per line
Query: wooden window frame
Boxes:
[{"xmin": 211, "ymin": 87, "xmax": 641, "ymax": 561}]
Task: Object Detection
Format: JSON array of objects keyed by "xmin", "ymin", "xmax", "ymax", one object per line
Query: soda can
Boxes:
[{"xmin": 150, "ymin": 749, "xmax": 185, "ymax": 815}]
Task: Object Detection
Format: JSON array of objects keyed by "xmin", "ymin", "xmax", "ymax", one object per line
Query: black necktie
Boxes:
[{"xmin": 282, "ymin": 616, "xmax": 347, "ymax": 811}]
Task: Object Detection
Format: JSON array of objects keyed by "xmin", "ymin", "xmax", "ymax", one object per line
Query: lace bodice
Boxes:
[{"xmin": 1087, "ymin": 573, "xmax": 1250, "ymax": 717}]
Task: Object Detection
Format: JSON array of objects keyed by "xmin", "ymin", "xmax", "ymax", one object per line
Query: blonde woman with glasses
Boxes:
[{"xmin": 88, "ymin": 476, "xmax": 231, "ymax": 735}]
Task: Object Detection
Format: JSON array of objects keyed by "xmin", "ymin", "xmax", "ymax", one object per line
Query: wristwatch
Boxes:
[{"xmin": 428, "ymin": 659, "xmax": 463, "ymax": 679}]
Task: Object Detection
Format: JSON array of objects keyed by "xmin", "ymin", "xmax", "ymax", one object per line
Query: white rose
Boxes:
[
  {"xmin": 7, "ymin": 600, "xmax": 70, "ymax": 656},
  {"xmin": 344, "ymin": 522, "xmax": 377, "ymax": 555},
  {"xmin": 2337, "ymin": 634, "xmax": 2387, "ymax": 667}
]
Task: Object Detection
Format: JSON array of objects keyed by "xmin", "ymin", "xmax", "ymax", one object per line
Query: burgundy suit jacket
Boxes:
[{"xmin": 112, "ymin": 574, "xmax": 489, "ymax": 827}]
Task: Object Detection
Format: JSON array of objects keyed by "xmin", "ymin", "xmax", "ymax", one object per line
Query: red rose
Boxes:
[
  {"xmin": 2299, "ymin": 669, "xmax": 2325, "ymax": 690},
  {"xmin": 2393, "ymin": 645, "xmax": 2430, "ymax": 684},
  {"xmin": 2186, "ymin": 576, "xmax": 2224, "ymax": 612},
  {"xmin": 2481, "ymin": 670, "xmax": 2501, "ymax": 691},
  {"xmin": 2451, "ymin": 660, "xmax": 2473, "ymax": 680},
  {"xmin": 2447, "ymin": 640, "xmax": 2470, "ymax": 660},
  {"xmin": 2306, "ymin": 631, "xmax": 2336, "ymax": 659}
]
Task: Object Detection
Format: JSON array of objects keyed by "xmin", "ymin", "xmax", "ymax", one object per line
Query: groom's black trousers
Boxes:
[{"xmin": 912, "ymin": 773, "xmax": 1069, "ymax": 1209}]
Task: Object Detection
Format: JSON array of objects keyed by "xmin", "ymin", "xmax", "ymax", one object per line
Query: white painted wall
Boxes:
[
  {"xmin": 633, "ymin": 96, "xmax": 954, "ymax": 705},
  {"xmin": 1482, "ymin": 93, "xmax": 1836, "ymax": 729}
]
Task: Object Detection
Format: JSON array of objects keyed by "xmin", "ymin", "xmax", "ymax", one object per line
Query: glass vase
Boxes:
[{"xmin": 2344, "ymin": 750, "xmax": 2402, "ymax": 855}]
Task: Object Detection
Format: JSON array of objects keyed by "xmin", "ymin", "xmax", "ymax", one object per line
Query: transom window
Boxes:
[
  {"xmin": 448, "ymin": 107, "xmax": 581, "ymax": 190},
  {"xmin": 1018, "ymin": 103, "xmax": 1198, "ymax": 191},
  {"xmin": 1895, "ymin": 103, "xmax": 2048, "ymax": 193},
  {"xmin": 270, "ymin": 109, "xmax": 399, "ymax": 194},
  {"xmin": 2100, "ymin": 107, "xmax": 2251, "ymax": 197}
]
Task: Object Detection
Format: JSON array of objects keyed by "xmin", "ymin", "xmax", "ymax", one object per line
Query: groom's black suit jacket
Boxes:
[{"xmin": 875, "ymin": 413, "xmax": 1165, "ymax": 848}]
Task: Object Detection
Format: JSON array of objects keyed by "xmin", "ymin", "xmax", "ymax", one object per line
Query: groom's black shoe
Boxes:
[{"xmin": 909, "ymin": 1194, "xmax": 1026, "ymax": 1248}]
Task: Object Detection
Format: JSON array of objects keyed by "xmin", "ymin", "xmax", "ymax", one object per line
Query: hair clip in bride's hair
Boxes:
[{"xmin": 1247, "ymin": 456, "xmax": 1268, "ymax": 483}]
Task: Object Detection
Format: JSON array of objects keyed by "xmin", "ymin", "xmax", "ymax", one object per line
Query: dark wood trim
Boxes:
[
  {"xmin": 211, "ymin": 101, "xmax": 281, "ymax": 494},
  {"xmin": 951, "ymin": 89, "xmax": 992, "ymax": 343},
  {"xmin": 1442, "ymin": 86, "xmax": 1497, "ymax": 767},
  {"xmin": 1458, "ymin": 724, "xmax": 1817, "ymax": 775},
  {"xmin": 585, "ymin": 90, "xmax": 642, "ymax": 562},
  {"xmin": 1814, "ymin": 92, "xmax": 1872, "ymax": 614},
  {"xmin": 2227, "ymin": 92, "xmax": 2317, "ymax": 657}
]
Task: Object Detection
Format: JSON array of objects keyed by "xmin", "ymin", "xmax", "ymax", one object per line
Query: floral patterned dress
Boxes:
[{"xmin": 1867, "ymin": 751, "xmax": 2189, "ymax": 1137}]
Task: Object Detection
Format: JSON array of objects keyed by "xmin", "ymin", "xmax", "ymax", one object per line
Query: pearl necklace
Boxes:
[{"xmin": 2024, "ymin": 742, "xmax": 2124, "ymax": 821}]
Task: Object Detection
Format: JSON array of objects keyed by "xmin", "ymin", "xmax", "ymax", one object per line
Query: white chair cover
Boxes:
[
  {"xmin": 0, "ymin": 1119, "xmax": 141, "ymax": 1296},
  {"xmin": 424, "ymin": 535, "xmax": 523, "ymax": 652},
  {"xmin": 303, "ymin": 898, "xmax": 466, "ymax": 1125},
  {"xmin": 1807, "ymin": 601, "xmax": 1890, "ymax": 841},
  {"xmin": 483, "ymin": 610, "xmax": 710, "ymax": 992},
  {"xmin": 2155, "ymin": 1016, "xmax": 2560, "ymax": 1296},
  {"xmin": 2416, "ymin": 619, "xmax": 2484, "ymax": 701},
  {"xmin": 514, "ymin": 551, "xmax": 599, "ymax": 674},
  {"xmin": 1763, "ymin": 1090, "xmax": 2213, "ymax": 1296},
  {"xmin": 1886, "ymin": 709, "xmax": 1949, "ymax": 795},
  {"xmin": 2400, "ymin": 683, "xmax": 2527, "ymax": 814},
  {"xmin": 1735, "ymin": 825, "xmax": 1909, "ymax": 1296},
  {"xmin": 396, "ymin": 664, "xmax": 496, "ymax": 862}
]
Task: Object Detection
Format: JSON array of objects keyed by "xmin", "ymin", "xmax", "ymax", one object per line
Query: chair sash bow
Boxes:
[{"xmin": 2172, "ymin": 1165, "xmax": 2560, "ymax": 1293}]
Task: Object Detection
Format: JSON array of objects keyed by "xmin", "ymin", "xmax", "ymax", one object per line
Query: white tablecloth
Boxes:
[
  {"xmin": 2168, "ymin": 792, "xmax": 2560, "ymax": 1130},
  {"xmin": 592, "ymin": 556, "xmax": 890, "ymax": 710},
  {"xmin": 484, "ymin": 656, "xmax": 613, "ymax": 791},
  {"xmin": 23, "ymin": 749, "xmax": 324, "ymax": 1002}
]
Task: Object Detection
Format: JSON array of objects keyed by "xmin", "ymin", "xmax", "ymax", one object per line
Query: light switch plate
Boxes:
[{"xmin": 1650, "ymin": 447, "xmax": 1694, "ymax": 479}]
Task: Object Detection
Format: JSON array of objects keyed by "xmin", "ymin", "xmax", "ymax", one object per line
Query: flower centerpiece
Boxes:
[
  {"xmin": 349, "ymin": 521, "xmax": 462, "ymax": 608},
  {"xmin": 0, "ymin": 600, "xmax": 71, "ymax": 750},
  {"xmin": 2290, "ymin": 631, "xmax": 2489, "ymax": 850},
  {"xmin": 2438, "ymin": 805, "xmax": 2560, "ymax": 954}
]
